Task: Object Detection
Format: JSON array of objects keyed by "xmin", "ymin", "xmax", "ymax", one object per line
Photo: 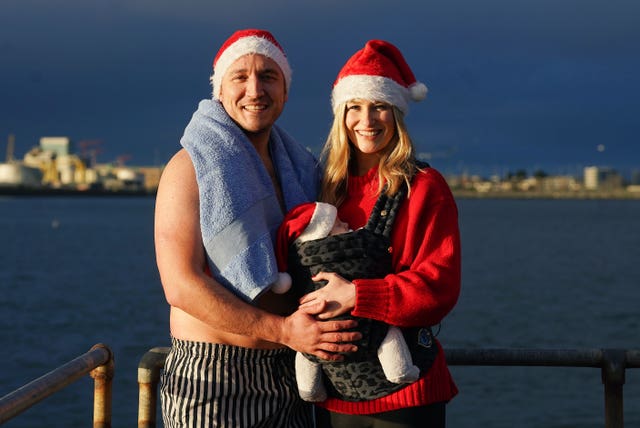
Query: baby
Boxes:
[{"xmin": 271, "ymin": 202, "xmax": 420, "ymax": 402}]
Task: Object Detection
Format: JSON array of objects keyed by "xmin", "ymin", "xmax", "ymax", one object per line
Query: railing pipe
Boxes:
[
  {"xmin": 601, "ymin": 349, "xmax": 626, "ymax": 428},
  {"xmin": 90, "ymin": 344, "xmax": 115, "ymax": 428},
  {"xmin": 445, "ymin": 348, "xmax": 605, "ymax": 367},
  {"xmin": 0, "ymin": 343, "xmax": 114, "ymax": 426},
  {"xmin": 445, "ymin": 348, "xmax": 640, "ymax": 368},
  {"xmin": 138, "ymin": 347, "xmax": 170, "ymax": 428},
  {"xmin": 137, "ymin": 347, "xmax": 640, "ymax": 428},
  {"xmin": 445, "ymin": 348, "xmax": 640, "ymax": 428}
]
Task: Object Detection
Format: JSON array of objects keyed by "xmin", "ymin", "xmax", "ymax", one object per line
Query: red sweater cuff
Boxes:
[{"xmin": 352, "ymin": 278, "xmax": 390, "ymax": 321}]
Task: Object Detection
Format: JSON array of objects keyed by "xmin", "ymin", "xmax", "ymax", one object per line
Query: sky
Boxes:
[{"xmin": 1, "ymin": 0, "xmax": 639, "ymax": 178}]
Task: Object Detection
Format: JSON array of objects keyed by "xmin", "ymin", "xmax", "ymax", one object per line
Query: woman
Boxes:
[{"xmin": 299, "ymin": 40, "xmax": 461, "ymax": 428}]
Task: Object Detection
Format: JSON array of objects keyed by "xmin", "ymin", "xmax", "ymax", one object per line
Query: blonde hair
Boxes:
[{"xmin": 319, "ymin": 103, "xmax": 418, "ymax": 206}]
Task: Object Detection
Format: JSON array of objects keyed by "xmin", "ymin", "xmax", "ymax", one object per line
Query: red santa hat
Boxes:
[
  {"xmin": 331, "ymin": 39, "xmax": 427, "ymax": 115},
  {"xmin": 271, "ymin": 202, "xmax": 338, "ymax": 294},
  {"xmin": 211, "ymin": 29, "xmax": 292, "ymax": 100}
]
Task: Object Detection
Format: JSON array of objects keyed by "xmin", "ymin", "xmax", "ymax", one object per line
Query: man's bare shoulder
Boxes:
[
  {"xmin": 155, "ymin": 149, "xmax": 199, "ymax": 222},
  {"xmin": 158, "ymin": 149, "xmax": 196, "ymax": 190},
  {"xmin": 165, "ymin": 149, "xmax": 193, "ymax": 174}
]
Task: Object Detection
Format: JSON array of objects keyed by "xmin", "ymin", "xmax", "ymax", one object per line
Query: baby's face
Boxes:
[{"xmin": 330, "ymin": 217, "xmax": 351, "ymax": 235}]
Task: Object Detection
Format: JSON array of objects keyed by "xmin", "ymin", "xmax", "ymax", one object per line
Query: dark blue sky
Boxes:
[{"xmin": 1, "ymin": 0, "xmax": 639, "ymax": 177}]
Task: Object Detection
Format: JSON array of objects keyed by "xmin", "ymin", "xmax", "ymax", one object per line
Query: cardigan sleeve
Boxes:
[{"xmin": 351, "ymin": 169, "xmax": 461, "ymax": 327}]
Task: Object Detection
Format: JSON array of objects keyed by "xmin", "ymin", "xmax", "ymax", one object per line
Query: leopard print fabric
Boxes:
[{"xmin": 287, "ymin": 182, "xmax": 438, "ymax": 401}]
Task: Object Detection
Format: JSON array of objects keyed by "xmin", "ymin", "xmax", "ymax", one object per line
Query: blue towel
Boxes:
[{"xmin": 181, "ymin": 99, "xmax": 319, "ymax": 302}]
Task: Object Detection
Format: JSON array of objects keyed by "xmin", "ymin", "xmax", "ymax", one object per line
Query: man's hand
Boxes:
[{"xmin": 282, "ymin": 299, "xmax": 360, "ymax": 361}]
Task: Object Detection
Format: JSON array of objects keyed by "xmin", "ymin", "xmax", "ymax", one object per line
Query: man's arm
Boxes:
[{"xmin": 154, "ymin": 149, "xmax": 359, "ymax": 359}]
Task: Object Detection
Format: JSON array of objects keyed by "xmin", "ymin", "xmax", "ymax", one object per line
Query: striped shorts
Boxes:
[{"xmin": 160, "ymin": 338, "xmax": 313, "ymax": 428}]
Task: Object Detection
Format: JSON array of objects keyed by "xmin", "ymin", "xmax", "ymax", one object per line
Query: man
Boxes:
[{"xmin": 154, "ymin": 29, "xmax": 360, "ymax": 427}]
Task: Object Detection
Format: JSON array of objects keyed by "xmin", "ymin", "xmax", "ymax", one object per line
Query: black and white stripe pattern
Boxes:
[{"xmin": 161, "ymin": 338, "xmax": 313, "ymax": 428}]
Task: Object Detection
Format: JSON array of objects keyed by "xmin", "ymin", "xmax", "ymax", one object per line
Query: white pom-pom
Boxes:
[
  {"xmin": 409, "ymin": 82, "xmax": 428, "ymax": 101},
  {"xmin": 271, "ymin": 272, "xmax": 292, "ymax": 294}
]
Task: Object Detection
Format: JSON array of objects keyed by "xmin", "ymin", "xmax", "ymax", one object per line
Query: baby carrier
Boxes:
[{"xmin": 287, "ymin": 169, "xmax": 439, "ymax": 401}]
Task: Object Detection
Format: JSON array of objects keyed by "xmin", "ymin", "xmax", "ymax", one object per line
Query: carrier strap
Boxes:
[
  {"xmin": 364, "ymin": 159, "xmax": 429, "ymax": 239},
  {"xmin": 365, "ymin": 184, "xmax": 407, "ymax": 239}
]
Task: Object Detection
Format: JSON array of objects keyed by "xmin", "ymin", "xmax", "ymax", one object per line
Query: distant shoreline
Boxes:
[
  {"xmin": 2, "ymin": 186, "xmax": 639, "ymax": 200},
  {"xmin": 452, "ymin": 189, "xmax": 640, "ymax": 200},
  {"xmin": 0, "ymin": 186, "xmax": 155, "ymax": 197}
]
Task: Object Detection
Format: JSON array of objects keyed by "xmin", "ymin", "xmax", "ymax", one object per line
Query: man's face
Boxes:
[{"xmin": 219, "ymin": 54, "xmax": 288, "ymax": 140}]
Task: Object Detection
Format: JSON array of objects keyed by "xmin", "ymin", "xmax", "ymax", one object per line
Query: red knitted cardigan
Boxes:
[{"xmin": 317, "ymin": 166, "xmax": 461, "ymax": 415}]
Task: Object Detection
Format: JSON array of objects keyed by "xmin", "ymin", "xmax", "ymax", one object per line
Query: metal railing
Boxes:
[
  {"xmin": 137, "ymin": 346, "xmax": 640, "ymax": 428},
  {"xmin": 3, "ymin": 344, "xmax": 635, "ymax": 427},
  {"xmin": 138, "ymin": 347, "xmax": 171, "ymax": 428},
  {"xmin": 0, "ymin": 343, "xmax": 114, "ymax": 427},
  {"xmin": 446, "ymin": 348, "xmax": 640, "ymax": 428}
]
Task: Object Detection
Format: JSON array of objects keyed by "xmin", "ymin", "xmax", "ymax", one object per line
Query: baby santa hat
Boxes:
[
  {"xmin": 331, "ymin": 39, "xmax": 427, "ymax": 115},
  {"xmin": 211, "ymin": 29, "xmax": 292, "ymax": 100},
  {"xmin": 271, "ymin": 202, "xmax": 338, "ymax": 294}
]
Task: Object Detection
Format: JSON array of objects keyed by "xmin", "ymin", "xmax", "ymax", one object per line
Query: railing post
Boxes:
[
  {"xmin": 0, "ymin": 344, "xmax": 113, "ymax": 425},
  {"xmin": 90, "ymin": 344, "xmax": 114, "ymax": 428},
  {"xmin": 601, "ymin": 349, "xmax": 626, "ymax": 428},
  {"xmin": 138, "ymin": 347, "xmax": 170, "ymax": 428}
]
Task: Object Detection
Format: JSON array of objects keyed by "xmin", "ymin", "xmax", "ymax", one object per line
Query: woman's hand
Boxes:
[{"xmin": 299, "ymin": 272, "xmax": 356, "ymax": 320}]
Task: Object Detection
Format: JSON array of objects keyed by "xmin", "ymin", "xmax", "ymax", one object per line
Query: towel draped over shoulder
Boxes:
[{"xmin": 181, "ymin": 99, "xmax": 319, "ymax": 302}]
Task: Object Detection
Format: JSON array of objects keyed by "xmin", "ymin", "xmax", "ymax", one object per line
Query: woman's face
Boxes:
[{"xmin": 345, "ymin": 99, "xmax": 396, "ymax": 172}]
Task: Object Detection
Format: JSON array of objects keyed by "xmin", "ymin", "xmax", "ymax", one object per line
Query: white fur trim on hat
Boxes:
[
  {"xmin": 211, "ymin": 35, "xmax": 292, "ymax": 100},
  {"xmin": 331, "ymin": 75, "xmax": 411, "ymax": 114},
  {"xmin": 295, "ymin": 202, "xmax": 337, "ymax": 243}
]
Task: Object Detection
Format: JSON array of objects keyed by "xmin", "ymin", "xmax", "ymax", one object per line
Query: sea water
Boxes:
[{"xmin": 1, "ymin": 196, "xmax": 639, "ymax": 427}]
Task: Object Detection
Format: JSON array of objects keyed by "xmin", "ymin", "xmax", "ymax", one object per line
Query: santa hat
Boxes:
[
  {"xmin": 271, "ymin": 202, "xmax": 338, "ymax": 294},
  {"xmin": 211, "ymin": 29, "xmax": 292, "ymax": 100},
  {"xmin": 331, "ymin": 39, "xmax": 427, "ymax": 115}
]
